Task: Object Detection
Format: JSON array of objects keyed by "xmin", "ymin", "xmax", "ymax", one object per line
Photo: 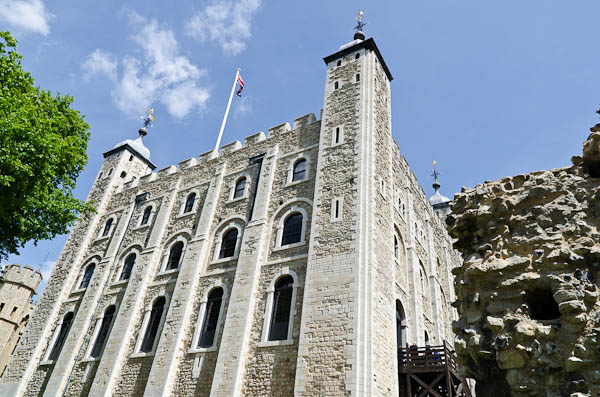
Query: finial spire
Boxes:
[
  {"xmin": 431, "ymin": 160, "xmax": 441, "ymax": 191},
  {"xmin": 354, "ymin": 10, "xmax": 367, "ymax": 41},
  {"xmin": 138, "ymin": 108, "xmax": 155, "ymax": 137}
]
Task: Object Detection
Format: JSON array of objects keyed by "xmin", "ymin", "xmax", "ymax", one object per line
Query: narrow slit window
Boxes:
[
  {"xmin": 90, "ymin": 305, "xmax": 116, "ymax": 358},
  {"xmin": 331, "ymin": 198, "xmax": 342, "ymax": 222},
  {"xmin": 268, "ymin": 276, "xmax": 294, "ymax": 341},
  {"xmin": 120, "ymin": 253, "xmax": 136, "ymax": 281},
  {"xmin": 140, "ymin": 297, "xmax": 166, "ymax": 353},
  {"xmin": 79, "ymin": 264, "xmax": 95, "ymax": 289},
  {"xmin": 102, "ymin": 218, "xmax": 113, "ymax": 237},
  {"xmin": 184, "ymin": 193, "xmax": 196, "ymax": 213},
  {"xmin": 48, "ymin": 312, "xmax": 74, "ymax": 361},
  {"xmin": 394, "ymin": 235, "xmax": 399, "ymax": 259},
  {"xmin": 282, "ymin": 213, "xmax": 303, "ymax": 245},
  {"xmin": 166, "ymin": 242, "xmax": 184, "ymax": 270},
  {"xmin": 219, "ymin": 229, "xmax": 238, "ymax": 259},
  {"xmin": 334, "ymin": 81, "xmax": 339, "ymax": 90},
  {"xmin": 141, "ymin": 207, "xmax": 152, "ymax": 225},
  {"xmin": 355, "ymin": 53, "xmax": 360, "ymax": 60},
  {"xmin": 0, "ymin": 303, "xmax": 4, "ymax": 312},
  {"xmin": 336, "ymin": 60, "xmax": 342, "ymax": 67},
  {"xmin": 356, "ymin": 74, "xmax": 360, "ymax": 82},
  {"xmin": 198, "ymin": 288, "xmax": 223, "ymax": 348}
]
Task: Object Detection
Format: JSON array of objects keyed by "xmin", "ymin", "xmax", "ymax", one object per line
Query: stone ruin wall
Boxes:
[{"xmin": 448, "ymin": 128, "xmax": 600, "ymax": 397}]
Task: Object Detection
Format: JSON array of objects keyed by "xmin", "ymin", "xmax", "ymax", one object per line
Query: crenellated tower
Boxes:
[{"xmin": 0, "ymin": 265, "xmax": 42, "ymax": 376}]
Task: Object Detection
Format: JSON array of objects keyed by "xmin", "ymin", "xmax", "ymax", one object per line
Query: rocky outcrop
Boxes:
[{"xmin": 448, "ymin": 128, "xmax": 600, "ymax": 397}]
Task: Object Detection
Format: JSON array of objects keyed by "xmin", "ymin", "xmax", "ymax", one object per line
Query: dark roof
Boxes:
[
  {"xmin": 323, "ymin": 37, "xmax": 393, "ymax": 81},
  {"xmin": 103, "ymin": 144, "xmax": 157, "ymax": 170}
]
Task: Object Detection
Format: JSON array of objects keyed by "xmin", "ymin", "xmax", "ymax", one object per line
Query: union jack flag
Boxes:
[{"xmin": 236, "ymin": 74, "xmax": 245, "ymax": 97}]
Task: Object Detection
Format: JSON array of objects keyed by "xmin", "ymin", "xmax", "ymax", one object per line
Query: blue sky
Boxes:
[{"xmin": 2, "ymin": 0, "xmax": 600, "ymax": 295}]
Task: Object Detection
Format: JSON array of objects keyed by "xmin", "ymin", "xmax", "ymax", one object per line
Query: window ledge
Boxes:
[
  {"xmin": 71, "ymin": 287, "xmax": 87, "ymax": 294},
  {"xmin": 273, "ymin": 241, "xmax": 306, "ymax": 252},
  {"xmin": 132, "ymin": 224, "xmax": 151, "ymax": 231},
  {"xmin": 258, "ymin": 339, "xmax": 294, "ymax": 348},
  {"xmin": 93, "ymin": 235, "xmax": 110, "ymax": 243},
  {"xmin": 131, "ymin": 351, "xmax": 155, "ymax": 358},
  {"xmin": 157, "ymin": 268, "xmax": 180, "ymax": 276},
  {"xmin": 111, "ymin": 279, "xmax": 129, "ymax": 287},
  {"xmin": 176, "ymin": 211, "xmax": 195, "ymax": 219},
  {"xmin": 40, "ymin": 360, "xmax": 55, "ymax": 366},
  {"xmin": 226, "ymin": 196, "xmax": 247, "ymax": 204},
  {"xmin": 188, "ymin": 346, "xmax": 217, "ymax": 354},
  {"xmin": 210, "ymin": 256, "xmax": 239, "ymax": 265},
  {"xmin": 285, "ymin": 178, "xmax": 309, "ymax": 188},
  {"xmin": 80, "ymin": 357, "xmax": 100, "ymax": 363}
]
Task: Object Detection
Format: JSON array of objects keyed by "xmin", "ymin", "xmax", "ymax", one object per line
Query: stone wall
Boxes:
[
  {"xmin": 0, "ymin": 36, "xmax": 461, "ymax": 397},
  {"xmin": 448, "ymin": 128, "xmax": 600, "ymax": 396}
]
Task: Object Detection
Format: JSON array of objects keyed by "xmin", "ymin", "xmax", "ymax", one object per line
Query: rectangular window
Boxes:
[
  {"xmin": 334, "ymin": 81, "xmax": 339, "ymax": 90},
  {"xmin": 356, "ymin": 74, "xmax": 360, "ymax": 82},
  {"xmin": 0, "ymin": 303, "xmax": 4, "ymax": 312}
]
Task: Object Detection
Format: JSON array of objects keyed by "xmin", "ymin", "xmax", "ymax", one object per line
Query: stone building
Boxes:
[
  {"xmin": 0, "ymin": 264, "xmax": 41, "ymax": 376},
  {"xmin": 0, "ymin": 30, "xmax": 461, "ymax": 396},
  {"xmin": 448, "ymin": 127, "xmax": 600, "ymax": 396}
]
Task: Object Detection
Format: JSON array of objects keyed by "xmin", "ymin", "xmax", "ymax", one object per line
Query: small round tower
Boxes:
[{"xmin": 0, "ymin": 264, "xmax": 42, "ymax": 375}]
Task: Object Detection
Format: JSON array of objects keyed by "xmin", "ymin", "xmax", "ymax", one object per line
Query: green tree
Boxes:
[{"xmin": 0, "ymin": 31, "xmax": 92, "ymax": 260}]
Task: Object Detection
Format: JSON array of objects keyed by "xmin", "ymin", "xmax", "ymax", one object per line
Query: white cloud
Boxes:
[
  {"xmin": 234, "ymin": 96, "xmax": 252, "ymax": 118},
  {"xmin": 84, "ymin": 13, "xmax": 210, "ymax": 120},
  {"xmin": 0, "ymin": 0, "xmax": 53, "ymax": 36},
  {"xmin": 185, "ymin": 0, "xmax": 261, "ymax": 55},
  {"xmin": 82, "ymin": 49, "xmax": 117, "ymax": 82}
]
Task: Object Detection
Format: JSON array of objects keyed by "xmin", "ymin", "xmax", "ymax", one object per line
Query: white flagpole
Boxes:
[{"xmin": 214, "ymin": 68, "xmax": 240, "ymax": 154}]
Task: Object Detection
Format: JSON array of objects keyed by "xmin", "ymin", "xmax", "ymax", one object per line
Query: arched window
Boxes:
[
  {"xmin": 140, "ymin": 297, "xmax": 166, "ymax": 353},
  {"xmin": 120, "ymin": 253, "xmax": 136, "ymax": 281},
  {"xmin": 419, "ymin": 268, "xmax": 425, "ymax": 292},
  {"xmin": 282, "ymin": 213, "xmax": 303, "ymax": 245},
  {"xmin": 141, "ymin": 207, "xmax": 152, "ymax": 225},
  {"xmin": 268, "ymin": 275, "xmax": 294, "ymax": 341},
  {"xmin": 396, "ymin": 300, "xmax": 407, "ymax": 349},
  {"xmin": 292, "ymin": 159, "xmax": 307, "ymax": 182},
  {"xmin": 102, "ymin": 218, "xmax": 113, "ymax": 237},
  {"xmin": 90, "ymin": 305, "xmax": 116, "ymax": 358},
  {"xmin": 394, "ymin": 235, "xmax": 399, "ymax": 259},
  {"xmin": 233, "ymin": 178, "xmax": 246, "ymax": 199},
  {"xmin": 424, "ymin": 330, "xmax": 430, "ymax": 345},
  {"xmin": 219, "ymin": 229, "xmax": 238, "ymax": 259},
  {"xmin": 166, "ymin": 241, "xmax": 184, "ymax": 270},
  {"xmin": 184, "ymin": 193, "xmax": 196, "ymax": 213},
  {"xmin": 48, "ymin": 312, "xmax": 74, "ymax": 361},
  {"xmin": 198, "ymin": 288, "xmax": 223, "ymax": 348},
  {"xmin": 79, "ymin": 264, "xmax": 95, "ymax": 289}
]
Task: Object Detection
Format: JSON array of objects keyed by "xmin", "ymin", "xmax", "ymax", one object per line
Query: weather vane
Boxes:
[
  {"xmin": 138, "ymin": 108, "xmax": 155, "ymax": 137},
  {"xmin": 355, "ymin": 10, "xmax": 367, "ymax": 32},
  {"xmin": 431, "ymin": 160, "xmax": 440, "ymax": 182}
]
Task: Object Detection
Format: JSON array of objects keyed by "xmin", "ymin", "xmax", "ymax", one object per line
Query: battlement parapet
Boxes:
[
  {"xmin": 243, "ymin": 132, "xmax": 266, "ymax": 147},
  {"xmin": 268, "ymin": 122, "xmax": 291, "ymax": 138},
  {"xmin": 220, "ymin": 141, "xmax": 242, "ymax": 155},
  {"xmin": 1, "ymin": 264, "xmax": 42, "ymax": 292},
  {"xmin": 293, "ymin": 113, "xmax": 317, "ymax": 130},
  {"xmin": 112, "ymin": 113, "xmax": 321, "ymax": 193}
]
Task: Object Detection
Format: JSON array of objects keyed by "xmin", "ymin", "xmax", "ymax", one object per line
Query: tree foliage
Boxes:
[{"xmin": 0, "ymin": 31, "xmax": 92, "ymax": 260}]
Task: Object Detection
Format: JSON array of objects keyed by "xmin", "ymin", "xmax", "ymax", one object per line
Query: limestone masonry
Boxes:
[
  {"xmin": 0, "ymin": 35, "xmax": 460, "ymax": 396},
  {"xmin": 449, "ymin": 127, "xmax": 600, "ymax": 396}
]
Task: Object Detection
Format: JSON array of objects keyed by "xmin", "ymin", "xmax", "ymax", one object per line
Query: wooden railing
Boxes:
[{"xmin": 398, "ymin": 340, "xmax": 458, "ymax": 373}]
